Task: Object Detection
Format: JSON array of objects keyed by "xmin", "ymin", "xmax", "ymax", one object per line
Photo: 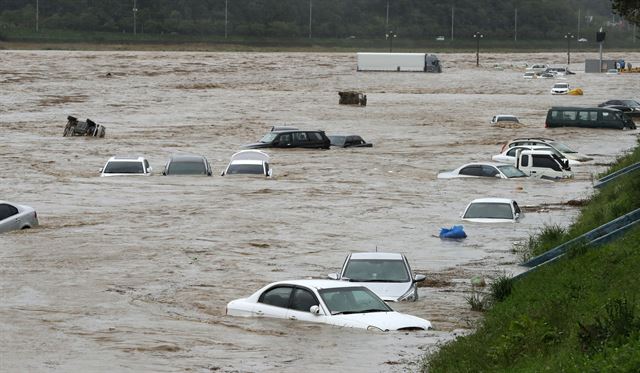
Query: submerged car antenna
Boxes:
[{"xmin": 375, "ymin": 245, "xmax": 378, "ymax": 252}]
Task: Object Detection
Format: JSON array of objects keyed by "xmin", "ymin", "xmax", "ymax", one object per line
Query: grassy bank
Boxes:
[
  {"xmin": 424, "ymin": 139, "xmax": 640, "ymax": 372},
  {"xmin": 1, "ymin": 28, "xmax": 639, "ymax": 52}
]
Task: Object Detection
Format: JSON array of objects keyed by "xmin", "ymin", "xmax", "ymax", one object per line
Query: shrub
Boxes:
[{"xmin": 489, "ymin": 274, "xmax": 514, "ymax": 303}]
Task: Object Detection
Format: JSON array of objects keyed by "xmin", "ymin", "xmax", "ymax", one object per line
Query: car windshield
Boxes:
[
  {"xmin": 497, "ymin": 165, "xmax": 527, "ymax": 178},
  {"xmin": 549, "ymin": 141, "xmax": 576, "ymax": 153},
  {"xmin": 498, "ymin": 116, "xmax": 518, "ymax": 122},
  {"xmin": 259, "ymin": 133, "xmax": 278, "ymax": 143},
  {"xmin": 464, "ymin": 202, "xmax": 514, "ymax": 219},
  {"xmin": 554, "ymin": 83, "xmax": 568, "ymax": 88},
  {"xmin": 167, "ymin": 160, "xmax": 206, "ymax": 175},
  {"xmin": 226, "ymin": 164, "xmax": 264, "ymax": 175},
  {"xmin": 620, "ymin": 100, "xmax": 640, "ymax": 107},
  {"xmin": 343, "ymin": 259, "xmax": 410, "ymax": 282},
  {"xmin": 329, "ymin": 136, "xmax": 346, "ymax": 146},
  {"xmin": 104, "ymin": 161, "xmax": 144, "ymax": 174},
  {"xmin": 319, "ymin": 287, "xmax": 392, "ymax": 315}
]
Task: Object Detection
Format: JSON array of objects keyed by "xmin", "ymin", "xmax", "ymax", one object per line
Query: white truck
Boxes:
[
  {"xmin": 356, "ymin": 53, "xmax": 442, "ymax": 72},
  {"xmin": 516, "ymin": 149, "xmax": 573, "ymax": 179}
]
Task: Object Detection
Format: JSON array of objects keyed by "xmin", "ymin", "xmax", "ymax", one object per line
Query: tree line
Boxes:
[{"xmin": 0, "ymin": 0, "xmax": 634, "ymax": 40}]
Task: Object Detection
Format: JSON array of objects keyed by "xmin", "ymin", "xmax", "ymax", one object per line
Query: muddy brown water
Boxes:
[{"xmin": 1, "ymin": 51, "xmax": 639, "ymax": 372}]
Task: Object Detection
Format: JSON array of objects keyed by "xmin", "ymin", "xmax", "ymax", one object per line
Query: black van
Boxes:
[{"xmin": 545, "ymin": 107, "xmax": 636, "ymax": 130}]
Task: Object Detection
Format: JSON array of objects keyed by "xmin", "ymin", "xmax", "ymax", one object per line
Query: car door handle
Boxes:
[{"xmin": 289, "ymin": 316, "xmax": 297, "ymax": 320}]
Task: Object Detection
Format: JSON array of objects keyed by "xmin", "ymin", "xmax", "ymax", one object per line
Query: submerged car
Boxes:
[
  {"xmin": 526, "ymin": 64, "xmax": 548, "ymax": 73},
  {"xmin": 462, "ymin": 198, "xmax": 522, "ymax": 223},
  {"xmin": 244, "ymin": 129, "xmax": 331, "ymax": 149},
  {"xmin": 502, "ymin": 138, "xmax": 593, "ymax": 163},
  {"xmin": 551, "ymin": 82, "xmax": 570, "ymax": 95},
  {"xmin": 226, "ymin": 279, "xmax": 432, "ymax": 331},
  {"xmin": 0, "ymin": 201, "xmax": 39, "ymax": 233},
  {"xmin": 437, "ymin": 162, "xmax": 527, "ymax": 179},
  {"xmin": 162, "ymin": 154, "xmax": 212, "ymax": 176},
  {"xmin": 598, "ymin": 99, "xmax": 640, "ymax": 118},
  {"xmin": 221, "ymin": 150, "xmax": 272, "ymax": 177},
  {"xmin": 100, "ymin": 156, "xmax": 152, "ymax": 176},
  {"xmin": 606, "ymin": 69, "xmax": 620, "ymax": 75},
  {"xmin": 328, "ymin": 134, "xmax": 373, "ymax": 148},
  {"xmin": 522, "ymin": 71, "xmax": 537, "ymax": 79},
  {"xmin": 490, "ymin": 115, "xmax": 520, "ymax": 125},
  {"xmin": 327, "ymin": 252, "xmax": 426, "ymax": 302}
]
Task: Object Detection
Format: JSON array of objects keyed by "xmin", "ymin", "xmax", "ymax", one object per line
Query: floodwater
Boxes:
[{"xmin": 1, "ymin": 50, "xmax": 639, "ymax": 372}]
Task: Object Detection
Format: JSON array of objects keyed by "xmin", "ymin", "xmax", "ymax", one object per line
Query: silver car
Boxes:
[
  {"xmin": 0, "ymin": 201, "xmax": 39, "ymax": 233},
  {"xmin": 328, "ymin": 252, "xmax": 426, "ymax": 302}
]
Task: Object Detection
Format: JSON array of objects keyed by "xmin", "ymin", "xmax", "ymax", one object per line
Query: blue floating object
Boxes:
[{"xmin": 439, "ymin": 225, "xmax": 467, "ymax": 239}]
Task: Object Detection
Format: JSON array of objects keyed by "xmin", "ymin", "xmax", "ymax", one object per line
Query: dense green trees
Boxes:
[{"xmin": 0, "ymin": 0, "xmax": 633, "ymax": 39}]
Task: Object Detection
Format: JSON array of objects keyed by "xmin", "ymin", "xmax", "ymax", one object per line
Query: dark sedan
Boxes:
[
  {"xmin": 328, "ymin": 134, "xmax": 373, "ymax": 148},
  {"xmin": 162, "ymin": 154, "xmax": 212, "ymax": 176},
  {"xmin": 244, "ymin": 130, "xmax": 331, "ymax": 149},
  {"xmin": 598, "ymin": 99, "xmax": 640, "ymax": 118}
]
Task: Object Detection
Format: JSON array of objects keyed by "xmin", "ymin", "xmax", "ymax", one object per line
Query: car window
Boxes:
[
  {"xmin": 506, "ymin": 148, "xmax": 519, "ymax": 157},
  {"xmin": 0, "ymin": 204, "xmax": 19, "ymax": 221},
  {"xmin": 481, "ymin": 165, "xmax": 499, "ymax": 177},
  {"xmin": 144, "ymin": 159, "xmax": 150, "ymax": 170},
  {"xmin": 343, "ymin": 259, "xmax": 410, "ymax": 282},
  {"xmin": 550, "ymin": 110, "xmax": 558, "ymax": 119},
  {"xmin": 104, "ymin": 161, "xmax": 144, "ymax": 174},
  {"xmin": 497, "ymin": 165, "xmax": 527, "ymax": 178},
  {"xmin": 167, "ymin": 160, "xmax": 207, "ymax": 175},
  {"xmin": 290, "ymin": 288, "xmax": 319, "ymax": 312},
  {"xmin": 319, "ymin": 287, "xmax": 391, "ymax": 315},
  {"xmin": 293, "ymin": 132, "xmax": 309, "ymax": 142},
  {"xmin": 532, "ymin": 155, "xmax": 561, "ymax": 171},
  {"xmin": 561, "ymin": 111, "xmax": 577, "ymax": 120},
  {"xmin": 259, "ymin": 286, "xmax": 293, "ymax": 308},
  {"xmin": 602, "ymin": 111, "xmax": 616, "ymax": 121},
  {"xmin": 578, "ymin": 111, "xmax": 590, "ymax": 121},
  {"xmin": 260, "ymin": 133, "xmax": 278, "ymax": 143},
  {"xmin": 459, "ymin": 166, "xmax": 483, "ymax": 176},
  {"xmin": 521, "ymin": 155, "xmax": 529, "ymax": 167},
  {"xmin": 308, "ymin": 132, "xmax": 323, "ymax": 141},
  {"xmin": 278, "ymin": 134, "xmax": 292, "ymax": 145},
  {"xmin": 329, "ymin": 136, "xmax": 345, "ymax": 146},
  {"xmin": 464, "ymin": 202, "xmax": 514, "ymax": 219},
  {"xmin": 227, "ymin": 164, "xmax": 264, "ymax": 175}
]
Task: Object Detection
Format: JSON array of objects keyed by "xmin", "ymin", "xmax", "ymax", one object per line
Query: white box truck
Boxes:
[{"xmin": 357, "ymin": 53, "xmax": 442, "ymax": 72}]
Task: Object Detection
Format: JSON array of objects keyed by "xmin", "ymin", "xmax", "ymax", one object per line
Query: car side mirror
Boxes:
[
  {"xmin": 162, "ymin": 171, "xmax": 166, "ymax": 176},
  {"xmin": 495, "ymin": 174, "xmax": 502, "ymax": 178},
  {"xmin": 147, "ymin": 167, "xmax": 153, "ymax": 173},
  {"xmin": 267, "ymin": 169, "xmax": 273, "ymax": 177},
  {"xmin": 414, "ymin": 274, "xmax": 426, "ymax": 282},
  {"xmin": 327, "ymin": 273, "xmax": 339, "ymax": 280},
  {"xmin": 220, "ymin": 171, "xmax": 225, "ymax": 176},
  {"xmin": 309, "ymin": 305, "xmax": 321, "ymax": 315},
  {"xmin": 515, "ymin": 212, "xmax": 520, "ymax": 219},
  {"xmin": 99, "ymin": 168, "xmax": 103, "ymax": 173}
]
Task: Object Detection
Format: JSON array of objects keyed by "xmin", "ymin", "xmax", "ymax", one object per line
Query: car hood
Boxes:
[
  {"xmin": 330, "ymin": 311, "xmax": 432, "ymax": 331},
  {"xmin": 350, "ymin": 282, "xmax": 413, "ymax": 302},
  {"xmin": 563, "ymin": 153, "xmax": 593, "ymax": 162},
  {"xmin": 242, "ymin": 142, "xmax": 270, "ymax": 149},
  {"xmin": 462, "ymin": 218, "xmax": 517, "ymax": 223}
]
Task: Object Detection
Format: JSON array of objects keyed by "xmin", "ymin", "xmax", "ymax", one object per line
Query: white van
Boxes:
[{"xmin": 516, "ymin": 149, "xmax": 573, "ymax": 179}]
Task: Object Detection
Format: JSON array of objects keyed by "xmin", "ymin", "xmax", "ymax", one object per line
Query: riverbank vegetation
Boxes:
[{"xmin": 424, "ymin": 138, "xmax": 640, "ymax": 372}]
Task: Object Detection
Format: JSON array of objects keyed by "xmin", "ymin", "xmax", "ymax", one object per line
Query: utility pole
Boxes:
[
  {"xmin": 133, "ymin": 0, "xmax": 138, "ymax": 35},
  {"xmin": 36, "ymin": 0, "xmax": 39, "ymax": 32},
  {"xmin": 451, "ymin": 6, "xmax": 454, "ymax": 41},
  {"xmin": 474, "ymin": 32, "xmax": 483, "ymax": 66},
  {"xmin": 385, "ymin": 1, "xmax": 389, "ymax": 32},
  {"xmin": 577, "ymin": 9, "xmax": 581, "ymax": 39},
  {"xmin": 385, "ymin": 30, "xmax": 396, "ymax": 53},
  {"xmin": 514, "ymin": 8, "xmax": 517, "ymax": 41},
  {"xmin": 225, "ymin": 0, "xmax": 228, "ymax": 38},
  {"xmin": 309, "ymin": 0, "xmax": 312, "ymax": 39},
  {"xmin": 564, "ymin": 32, "xmax": 574, "ymax": 65}
]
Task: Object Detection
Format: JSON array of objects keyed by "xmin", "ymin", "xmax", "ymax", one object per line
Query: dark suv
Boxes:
[{"xmin": 244, "ymin": 130, "xmax": 331, "ymax": 149}]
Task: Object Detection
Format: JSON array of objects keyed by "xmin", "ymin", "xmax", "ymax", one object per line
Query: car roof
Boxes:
[
  {"xmin": 349, "ymin": 252, "xmax": 404, "ymax": 260},
  {"xmin": 509, "ymin": 137, "xmax": 554, "ymax": 142},
  {"xmin": 270, "ymin": 279, "xmax": 369, "ymax": 290},
  {"xmin": 550, "ymin": 106, "xmax": 621, "ymax": 112},
  {"xmin": 230, "ymin": 150, "xmax": 270, "ymax": 162},
  {"xmin": 229, "ymin": 160, "xmax": 265, "ymax": 165},
  {"xmin": 169, "ymin": 154, "xmax": 206, "ymax": 162},
  {"xmin": 108, "ymin": 156, "xmax": 146, "ymax": 161},
  {"xmin": 460, "ymin": 162, "xmax": 509, "ymax": 167},
  {"xmin": 469, "ymin": 198, "xmax": 515, "ymax": 204}
]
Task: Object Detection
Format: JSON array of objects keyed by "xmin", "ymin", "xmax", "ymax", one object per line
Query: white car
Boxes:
[
  {"xmin": 606, "ymin": 69, "xmax": 620, "ymax": 75},
  {"xmin": 100, "ymin": 156, "xmax": 152, "ymax": 176},
  {"xmin": 437, "ymin": 162, "xmax": 527, "ymax": 179},
  {"xmin": 523, "ymin": 71, "xmax": 537, "ymax": 79},
  {"xmin": 551, "ymin": 82, "xmax": 570, "ymax": 95},
  {"xmin": 226, "ymin": 279, "xmax": 432, "ymax": 331},
  {"xmin": 461, "ymin": 198, "xmax": 522, "ymax": 223},
  {"xmin": 0, "ymin": 201, "xmax": 39, "ymax": 233},
  {"xmin": 221, "ymin": 150, "xmax": 272, "ymax": 177},
  {"xmin": 491, "ymin": 115, "xmax": 520, "ymax": 125},
  {"xmin": 503, "ymin": 138, "xmax": 593, "ymax": 163},
  {"xmin": 327, "ymin": 252, "xmax": 426, "ymax": 302},
  {"xmin": 492, "ymin": 145, "xmax": 555, "ymax": 164}
]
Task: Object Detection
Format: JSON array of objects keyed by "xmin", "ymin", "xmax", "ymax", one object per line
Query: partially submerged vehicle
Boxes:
[
  {"xmin": 597, "ymin": 99, "xmax": 640, "ymax": 118},
  {"xmin": 544, "ymin": 67, "xmax": 575, "ymax": 76},
  {"xmin": 63, "ymin": 116, "xmax": 106, "ymax": 137},
  {"xmin": 226, "ymin": 279, "xmax": 432, "ymax": 331},
  {"xmin": 437, "ymin": 162, "xmax": 526, "ymax": 179},
  {"xmin": 162, "ymin": 154, "xmax": 212, "ymax": 176},
  {"xmin": 356, "ymin": 53, "xmax": 442, "ymax": 72},
  {"xmin": 221, "ymin": 150, "xmax": 272, "ymax": 177},
  {"xmin": 244, "ymin": 129, "xmax": 331, "ymax": 149},
  {"xmin": 522, "ymin": 71, "xmax": 537, "ymax": 79},
  {"xmin": 462, "ymin": 198, "xmax": 522, "ymax": 223},
  {"xmin": 0, "ymin": 201, "xmax": 39, "ymax": 233},
  {"xmin": 327, "ymin": 252, "xmax": 426, "ymax": 302},
  {"xmin": 545, "ymin": 107, "xmax": 636, "ymax": 130},
  {"xmin": 100, "ymin": 156, "xmax": 152, "ymax": 177},
  {"xmin": 503, "ymin": 138, "xmax": 593, "ymax": 163},
  {"xmin": 516, "ymin": 149, "xmax": 573, "ymax": 179},
  {"xmin": 490, "ymin": 115, "xmax": 520, "ymax": 125},
  {"xmin": 526, "ymin": 64, "xmax": 549, "ymax": 73},
  {"xmin": 338, "ymin": 91, "xmax": 367, "ymax": 106},
  {"xmin": 550, "ymin": 82, "xmax": 570, "ymax": 95},
  {"xmin": 328, "ymin": 134, "xmax": 373, "ymax": 148}
]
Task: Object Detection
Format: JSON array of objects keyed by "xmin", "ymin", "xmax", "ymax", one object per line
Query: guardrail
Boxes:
[{"xmin": 594, "ymin": 162, "xmax": 640, "ymax": 189}]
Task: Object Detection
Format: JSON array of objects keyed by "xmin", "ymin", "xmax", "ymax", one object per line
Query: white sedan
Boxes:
[
  {"xmin": 551, "ymin": 82, "xmax": 570, "ymax": 95},
  {"xmin": 226, "ymin": 279, "xmax": 432, "ymax": 331},
  {"xmin": 0, "ymin": 201, "xmax": 39, "ymax": 233},
  {"xmin": 437, "ymin": 163, "xmax": 527, "ymax": 179},
  {"xmin": 461, "ymin": 198, "xmax": 522, "ymax": 223}
]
